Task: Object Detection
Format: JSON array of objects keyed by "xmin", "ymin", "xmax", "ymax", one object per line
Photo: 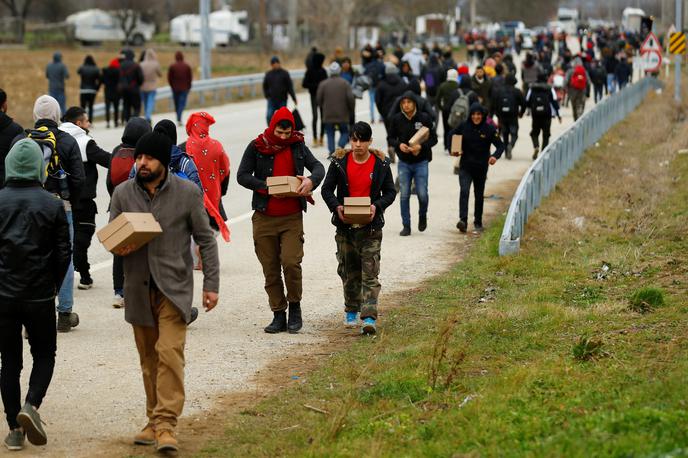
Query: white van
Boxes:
[
  {"xmin": 170, "ymin": 8, "xmax": 249, "ymax": 47},
  {"xmin": 66, "ymin": 9, "xmax": 155, "ymax": 46}
]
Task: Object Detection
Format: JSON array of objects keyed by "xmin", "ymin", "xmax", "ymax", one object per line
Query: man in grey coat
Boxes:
[
  {"xmin": 45, "ymin": 52, "xmax": 69, "ymax": 115},
  {"xmin": 109, "ymin": 131, "xmax": 220, "ymax": 453},
  {"xmin": 316, "ymin": 62, "xmax": 355, "ymax": 155}
]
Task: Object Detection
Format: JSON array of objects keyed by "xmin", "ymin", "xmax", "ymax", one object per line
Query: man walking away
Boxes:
[
  {"xmin": 525, "ymin": 73, "xmax": 561, "ymax": 160},
  {"xmin": 77, "ymin": 55, "xmax": 101, "ymax": 124},
  {"xmin": 168, "ymin": 52, "xmax": 193, "ymax": 127},
  {"xmin": 363, "ymin": 51, "xmax": 385, "ymax": 123},
  {"xmin": 301, "ymin": 52, "xmax": 327, "ymax": 146},
  {"xmin": 0, "ymin": 89, "xmax": 23, "ymax": 188},
  {"xmin": 450, "ymin": 103, "xmax": 504, "ymax": 233},
  {"xmin": 237, "ymin": 108, "xmax": 325, "ymax": 334},
  {"xmin": 317, "ymin": 62, "xmax": 355, "ymax": 156},
  {"xmin": 119, "ymin": 49, "xmax": 144, "ymax": 123},
  {"xmin": 0, "ymin": 139, "xmax": 71, "ymax": 451},
  {"xmin": 45, "ymin": 52, "xmax": 69, "ymax": 115},
  {"xmin": 102, "ymin": 58, "xmax": 121, "ymax": 128},
  {"xmin": 140, "ymin": 49, "xmax": 162, "ymax": 123},
  {"xmin": 492, "ymin": 74, "xmax": 525, "ymax": 160},
  {"xmin": 436, "ymin": 68, "xmax": 460, "ymax": 152},
  {"xmin": 375, "ymin": 63, "xmax": 408, "ymax": 162},
  {"xmin": 321, "ymin": 122, "xmax": 396, "ymax": 335},
  {"xmin": 590, "ymin": 60, "xmax": 607, "ymax": 103},
  {"xmin": 109, "ymin": 132, "xmax": 220, "ymax": 453},
  {"xmin": 262, "ymin": 56, "xmax": 297, "ymax": 126},
  {"xmin": 566, "ymin": 59, "xmax": 590, "ymax": 121},
  {"xmin": 387, "ymin": 91, "xmax": 437, "ymax": 236},
  {"xmin": 615, "ymin": 57, "xmax": 632, "ymax": 90},
  {"xmin": 59, "ymin": 107, "xmax": 111, "ymax": 290}
]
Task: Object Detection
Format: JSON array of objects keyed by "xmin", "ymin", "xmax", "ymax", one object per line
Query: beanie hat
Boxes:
[
  {"xmin": 33, "ymin": 95, "xmax": 61, "ymax": 123},
  {"xmin": 135, "ymin": 132, "xmax": 172, "ymax": 168},
  {"xmin": 458, "ymin": 65, "xmax": 469, "ymax": 75},
  {"xmin": 385, "ymin": 62, "xmax": 399, "ymax": 75},
  {"xmin": 270, "ymin": 55, "xmax": 280, "ymax": 64},
  {"xmin": 153, "ymin": 119, "xmax": 178, "ymax": 145},
  {"xmin": 5, "ymin": 138, "xmax": 45, "ymax": 183},
  {"xmin": 329, "ymin": 61, "xmax": 341, "ymax": 75},
  {"xmin": 446, "ymin": 69, "xmax": 458, "ymax": 81}
]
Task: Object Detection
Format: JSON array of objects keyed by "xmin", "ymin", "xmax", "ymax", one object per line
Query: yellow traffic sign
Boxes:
[{"xmin": 670, "ymin": 32, "xmax": 686, "ymax": 55}]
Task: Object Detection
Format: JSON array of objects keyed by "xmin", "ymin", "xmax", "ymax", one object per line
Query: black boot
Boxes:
[
  {"xmin": 287, "ymin": 302, "xmax": 302, "ymax": 334},
  {"xmin": 264, "ymin": 311, "xmax": 287, "ymax": 334},
  {"xmin": 418, "ymin": 215, "xmax": 427, "ymax": 232},
  {"xmin": 399, "ymin": 225, "xmax": 411, "ymax": 236}
]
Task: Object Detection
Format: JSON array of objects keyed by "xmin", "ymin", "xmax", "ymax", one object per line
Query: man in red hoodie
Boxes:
[
  {"xmin": 167, "ymin": 51, "xmax": 193, "ymax": 126},
  {"xmin": 237, "ymin": 108, "xmax": 325, "ymax": 334}
]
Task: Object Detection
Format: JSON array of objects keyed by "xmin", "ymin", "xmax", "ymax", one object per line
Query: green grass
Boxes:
[{"xmin": 197, "ymin": 91, "xmax": 688, "ymax": 456}]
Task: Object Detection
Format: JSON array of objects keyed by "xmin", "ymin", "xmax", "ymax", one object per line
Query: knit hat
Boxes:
[
  {"xmin": 135, "ymin": 132, "xmax": 172, "ymax": 168},
  {"xmin": 458, "ymin": 65, "xmax": 470, "ymax": 75},
  {"xmin": 329, "ymin": 61, "xmax": 341, "ymax": 75},
  {"xmin": 446, "ymin": 69, "xmax": 458, "ymax": 81},
  {"xmin": 33, "ymin": 95, "xmax": 61, "ymax": 123},
  {"xmin": 385, "ymin": 62, "xmax": 399, "ymax": 75},
  {"xmin": 5, "ymin": 139, "xmax": 45, "ymax": 183},
  {"xmin": 153, "ymin": 119, "xmax": 178, "ymax": 145},
  {"xmin": 270, "ymin": 55, "xmax": 280, "ymax": 64}
]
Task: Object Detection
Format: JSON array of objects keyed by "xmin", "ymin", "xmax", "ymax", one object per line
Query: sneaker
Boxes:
[
  {"xmin": 361, "ymin": 317, "xmax": 377, "ymax": 335},
  {"xmin": 69, "ymin": 312, "xmax": 79, "ymax": 328},
  {"xmin": 155, "ymin": 429, "xmax": 178, "ymax": 452},
  {"xmin": 399, "ymin": 226, "xmax": 411, "ymax": 237},
  {"xmin": 418, "ymin": 215, "xmax": 427, "ymax": 232},
  {"xmin": 133, "ymin": 424, "xmax": 155, "ymax": 446},
  {"xmin": 4, "ymin": 429, "xmax": 24, "ymax": 451},
  {"xmin": 532, "ymin": 147, "xmax": 540, "ymax": 160},
  {"xmin": 456, "ymin": 220, "xmax": 467, "ymax": 233},
  {"xmin": 189, "ymin": 307, "xmax": 199, "ymax": 325},
  {"xmin": 16, "ymin": 403, "xmax": 46, "ymax": 446},
  {"xmin": 57, "ymin": 313, "xmax": 71, "ymax": 333},
  {"xmin": 77, "ymin": 275, "xmax": 93, "ymax": 290},
  {"xmin": 344, "ymin": 311, "xmax": 359, "ymax": 327},
  {"xmin": 113, "ymin": 294, "xmax": 124, "ymax": 309}
]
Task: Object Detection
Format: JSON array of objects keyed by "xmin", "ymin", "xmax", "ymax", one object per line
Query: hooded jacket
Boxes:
[
  {"xmin": 387, "ymin": 91, "xmax": 438, "ymax": 164},
  {"xmin": 59, "ymin": 122, "xmax": 111, "ymax": 203},
  {"xmin": 102, "ymin": 58, "xmax": 121, "ymax": 99},
  {"xmin": 77, "ymin": 57, "xmax": 101, "ymax": 94},
  {"xmin": 0, "ymin": 139, "xmax": 71, "ymax": 302},
  {"xmin": 168, "ymin": 51, "xmax": 193, "ymax": 92},
  {"xmin": 492, "ymin": 74, "xmax": 526, "ymax": 119},
  {"xmin": 140, "ymin": 49, "xmax": 162, "ymax": 92},
  {"xmin": 375, "ymin": 73, "xmax": 408, "ymax": 122},
  {"xmin": 420, "ymin": 53, "xmax": 446, "ymax": 97},
  {"xmin": 321, "ymin": 148, "xmax": 396, "ymax": 230},
  {"xmin": 262, "ymin": 66, "xmax": 297, "ymax": 104},
  {"xmin": 106, "ymin": 117, "xmax": 151, "ymax": 195},
  {"xmin": 46, "ymin": 52, "xmax": 69, "ymax": 92},
  {"xmin": 401, "ymin": 47, "xmax": 425, "ymax": 76},
  {"xmin": 450, "ymin": 103, "xmax": 505, "ymax": 169},
  {"xmin": 302, "ymin": 53, "xmax": 327, "ymax": 95},
  {"xmin": 237, "ymin": 108, "xmax": 325, "ymax": 212},
  {"xmin": 0, "ymin": 111, "xmax": 24, "ymax": 187},
  {"xmin": 118, "ymin": 49, "xmax": 144, "ymax": 93},
  {"xmin": 316, "ymin": 73, "xmax": 355, "ymax": 124}
]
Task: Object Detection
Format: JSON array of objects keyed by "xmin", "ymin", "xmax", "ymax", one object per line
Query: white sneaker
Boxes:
[{"xmin": 113, "ymin": 294, "xmax": 124, "ymax": 309}]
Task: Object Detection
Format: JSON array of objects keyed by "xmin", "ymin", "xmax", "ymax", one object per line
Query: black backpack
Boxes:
[
  {"xmin": 530, "ymin": 88, "xmax": 550, "ymax": 117},
  {"xmin": 498, "ymin": 89, "xmax": 517, "ymax": 116}
]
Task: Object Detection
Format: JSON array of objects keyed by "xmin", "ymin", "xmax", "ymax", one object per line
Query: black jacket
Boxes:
[
  {"xmin": 0, "ymin": 181, "xmax": 71, "ymax": 302},
  {"xmin": 321, "ymin": 149, "xmax": 396, "ymax": 230},
  {"xmin": 78, "ymin": 140, "xmax": 111, "ymax": 204},
  {"xmin": 0, "ymin": 112, "xmax": 23, "ymax": 187},
  {"xmin": 263, "ymin": 68, "xmax": 297, "ymax": 103},
  {"xmin": 237, "ymin": 140, "xmax": 325, "ymax": 212},
  {"xmin": 78, "ymin": 64, "xmax": 101, "ymax": 92},
  {"xmin": 302, "ymin": 53, "xmax": 327, "ymax": 96},
  {"xmin": 375, "ymin": 73, "xmax": 407, "ymax": 122},
  {"xmin": 387, "ymin": 91, "xmax": 438, "ymax": 164},
  {"xmin": 101, "ymin": 66, "xmax": 120, "ymax": 99},
  {"xmin": 492, "ymin": 76, "xmax": 526, "ymax": 119},
  {"xmin": 451, "ymin": 103, "xmax": 505, "ymax": 170}
]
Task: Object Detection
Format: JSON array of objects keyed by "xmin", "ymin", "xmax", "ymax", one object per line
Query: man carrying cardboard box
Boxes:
[
  {"xmin": 321, "ymin": 122, "xmax": 396, "ymax": 335},
  {"xmin": 237, "ymin": 107, "xmax": 325, "ymax": 334},
  {"xmin": 109, "ymin": 131, "xmax": 220, "ymax": 453}
]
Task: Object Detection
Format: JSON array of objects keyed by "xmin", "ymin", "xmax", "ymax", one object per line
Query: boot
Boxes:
[
  {"xmin": 264, "ymin": 311, "xmax": 287, "ymax": 334},
  {"xmin": 532, "ymin": 147, "xmax": 540, "ymax": 160},
  {"xmin": 399, "ymin": 225, "xmax": 411, "ymax": 236},
  {"xmin": 418, "ymin": 214, "xmax": 427, "ymax": 232},
  {"xmin": 287, "ymin": 302, "xmax": 302, "ymax": 333},
  {"xmin": 57, "ymin": 312, "xmax": 72, "ymax": 332},
  {"xmin": 505, "ymin": 144, "xmax": 513, "ymax": 160}
]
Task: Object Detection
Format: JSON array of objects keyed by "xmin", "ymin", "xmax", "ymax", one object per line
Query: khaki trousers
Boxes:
[
  {"xmin": 132, "ymin": 289, "xmax": 186, "ymax": 432},
  {"xmin": 252, "ymin": 211, "xmax": 304, "ymax": 311}
]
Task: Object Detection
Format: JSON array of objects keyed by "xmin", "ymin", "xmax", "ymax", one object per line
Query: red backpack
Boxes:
[
  {"xmin": 570, "ymin": 65, "xmax": 587, "ymax": 91},
  {"xmin": 110, "ymin": 146, "xmax": 136, "ymax": 187}
]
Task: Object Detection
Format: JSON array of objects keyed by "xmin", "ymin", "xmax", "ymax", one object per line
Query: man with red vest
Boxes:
[{"xmin": 237, "ymin": 107, "xmax": 325, "ymax": 334}]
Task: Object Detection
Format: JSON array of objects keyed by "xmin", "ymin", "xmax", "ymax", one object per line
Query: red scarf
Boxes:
[{"xmin": 254, "ymin": 107, "xmax": 304, "ymax": 155}]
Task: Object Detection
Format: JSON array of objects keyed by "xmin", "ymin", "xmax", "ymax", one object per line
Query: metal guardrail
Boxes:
[
  {"xmin": 499, "ymin": 76, "xmax": 663, "ymax": 256},
  {"xmin": 92, "ymin": 69, "xmax": 306, "ymax": 119}
]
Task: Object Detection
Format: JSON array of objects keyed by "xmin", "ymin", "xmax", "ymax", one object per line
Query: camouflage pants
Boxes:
[{"xmin": 335, "ymin": 228, "xmax": 383, "ymax": 320}]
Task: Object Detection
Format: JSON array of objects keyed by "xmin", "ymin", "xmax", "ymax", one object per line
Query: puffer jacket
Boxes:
[{"xmin": 0, "ymin": 112, "xmax": 23, "ymax": 187}]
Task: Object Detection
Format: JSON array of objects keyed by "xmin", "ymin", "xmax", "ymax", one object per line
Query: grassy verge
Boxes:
[{"xmin": 198, "ymin": 87, "xmax": 688, "ymax": 457}]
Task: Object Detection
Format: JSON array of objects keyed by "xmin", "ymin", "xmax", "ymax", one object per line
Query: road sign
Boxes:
[
  {"xmin": 670, "ymin": 32, "xmax": 686, "ymax": 54},
  {"xmin": 640, "ymin": 32, "xmax": 663, "ymax": 73},
  {"xmin": 640, "ymin": 32, "xmax": 662, "ymax": 53}
]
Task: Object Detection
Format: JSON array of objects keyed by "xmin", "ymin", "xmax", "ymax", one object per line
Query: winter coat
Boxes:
[
  {"xmin": 471, "ymin": 75, "xmax": 492, "ymax": 109},
  {"xmin": 436, "ymin": 80, "xmax": 460, "ymax": 116},
  {"xmin": 525, "ymin": 83, "xmax": 560, "ymax": 119},
  {"xmin": 491, "ymin": 76, "xmax": 526, "ymax": 120},
  {"xmin": 374, "ymin": 74, "xmax": 407, "ymax": 122},
  {"xmin": 401, "ymin": 47, "xmax": 425, "ymax": 76},
  {"xmin": 321, "ymin": 148, "xmax": 396, "ymax": 231},
  {"xmin": 387, "ymin": 91, "xmax": 438, "ymax": 164},
  {"xmin": 140, "ymin": 49, "xmax": 162, "ymax": 92},
  {"xmin": 110, "ymin": 173, "xmax": 220, "ymax": 326},
  {"xmin": 118, "ymin": 50, "xmax": 144, "ymax": 94},
  {"xmin": 102, "ymin": 62, "xmax": 121, "ymax": 100},
  {"xmin": 77, "ymin": 64, "xmax": 101, "ymax": 94},
  {"xmin": 302, "ymin": 53, "xmax": 327, "ymax": 95},
  {"xmin": 58, "ymin": 122, "xmax": 110, "ymax": 204},
  {"xmin": 167, "ymin": 51, "xmax": 193, "ymax": 92},
  {"xmin": 420, "ymin": 54, "xmax": 446, "ymax": 97},
  {"xmin": 0, "ymin": 112, "xmax": 23, "ymax": 187},
  {"xmin": 590, "ymin": 65, "xmax": 607, "ymax": 86},
  {"xmin": 262, "ymin": 68, "xmax": 296, "ymax": 103},
  {"xmin": 450, "ymin": 103, "xmax": 505, "ymax": 170},
  {"xmin": 106, "ymin": 117, "xmax": 152, "ymax": 195},
  {"xmin": 46, "ymin": 52, "xmax": 69, "ymax": 92},
  {"xmin": 316, "ymin": 75, "xmax": 355, "ymax": 124}
]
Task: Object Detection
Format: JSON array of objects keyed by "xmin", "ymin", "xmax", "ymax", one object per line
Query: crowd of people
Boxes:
[{"xmin": 0, "ymin": 26, "xmax": 644, "ymax": 452}]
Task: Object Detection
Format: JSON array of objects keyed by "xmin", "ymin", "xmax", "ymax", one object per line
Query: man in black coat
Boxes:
[
  {"xmin": 0, "ymin": 89, "xmax": 23, "ymax": 188},
  {"xmin": 262, "ymin": 56, "xmax": 298, "ymax": 126},
  {"xmin": 0, "ymin": 139, "xmax": 70, "ymax": 451},
  {"xmin": 491, "ymin": 74, "xmax": 525, "ymax": 160}
]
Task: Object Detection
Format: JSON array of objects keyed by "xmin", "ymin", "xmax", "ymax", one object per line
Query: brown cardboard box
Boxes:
[
  {"xmin": 344, "ymin": 196, "xmax": 372, "ymax": 224},
  {"xmin": 267, "ymin": 176, "xmax": 302, "ymax": 197},
  {"xmin": 97, "ymin": 213, "xmax": 163, "ymax": 253},
  {"xmin": 450, "ymin": 134, "xmax": 463, "ymax": 156},
  {"xmin": 408, "ymin": 126, "xmax": 430, "ymax": 147}
]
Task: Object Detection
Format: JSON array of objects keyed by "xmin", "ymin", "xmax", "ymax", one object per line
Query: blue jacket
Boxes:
[{"xmin": 129, "ymin": 145, "xmax": 202, "ymax": 191}]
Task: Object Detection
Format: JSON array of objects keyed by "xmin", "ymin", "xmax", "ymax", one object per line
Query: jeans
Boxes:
[
  {"xmin": 459, "ymin": 165, "xmax": 488, "ymax": 225},
  {"xmin": 593, "ymin": 84, "xmax": 604, "ymax": 103},
  {"xmin": 398, "ymin": 160, "xmax": 429, "ymax": 227},
  {"xmin": 172, "ymin": 90, "xmax": 189, "ymax": 123},
  {"xmin": 141, "ymin": 90, "xmax": 156, "ymax": 121},
  {"xmin": 368, "ymin": 88, "xmax": 377, "ymax": 122},
  {"xmin": 49, "ymin": 90, "xmax": 66, "ymax": 115},
  {"xmin": 0, "ymin": 299, "xmax": 56, "ymax": 430},
  {"xmin": 57, "ymin": 210, "xmax": 73, "ymax": 313},
  {"xmin": 606, "ymin": 74, "xmax": 617, "ymax": 94},
  {"xmin": 324, "ymin": 123, "xmax": 350, "ymax": 154},
  {"xmin": 266, "ymin": 99, "xmax": 287, "ymax": 126}
]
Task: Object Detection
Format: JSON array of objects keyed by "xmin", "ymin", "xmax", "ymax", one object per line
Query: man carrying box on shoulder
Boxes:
[
  {"xmin": 109, "ymin": 131, "xmax": 220, "ymax": 453},
  {"xmin": 321, "ymin": 122, "xmax": 396, "ymax": 335},
  {"xmin": 237, "ymin": 107, "xmax": 325, "ymax": 334}
]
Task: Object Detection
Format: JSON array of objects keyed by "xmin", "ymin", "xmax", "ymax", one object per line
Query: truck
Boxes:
[
  {"xmin": 622, "ymin": 7, "xmax": 646, "ymax": 34},
  {"xmin": 557, "ymin": 7, "xmax": 579, "ymax": 35},
  {"xmin": 65, "ymin": 9, "xmax": 155, "ymax": 46},
  {"xmin": 170, "ymin": 8, "xmax": 249, "ymax": 47}
]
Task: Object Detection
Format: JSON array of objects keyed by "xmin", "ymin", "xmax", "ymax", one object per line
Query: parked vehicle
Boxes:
[
  {"xmin": 65, "ymin": 9, "xmax": 155, "ymax": 46},
  {"xmin": 170, "ymin": 8, "xmax": 249, "ymax": 47}
]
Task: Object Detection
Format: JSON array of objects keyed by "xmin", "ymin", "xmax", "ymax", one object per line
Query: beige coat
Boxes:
[{"xmin": 140, "ymin": 49, "xmax": 162, "ymax": 92}]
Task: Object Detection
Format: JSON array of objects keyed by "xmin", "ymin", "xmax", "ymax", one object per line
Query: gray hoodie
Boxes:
[{"xmin": 46, "ymin": 52, "xmax": 69, "ymax": 92}]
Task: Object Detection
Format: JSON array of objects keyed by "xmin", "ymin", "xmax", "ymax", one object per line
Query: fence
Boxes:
[
  {"xmin": 498, "ymin": 76, "xmax": 663, "ymax": 256},
  {"xmin": 92, "ymin": 69, "xmax": 306, "ymax": 119}
]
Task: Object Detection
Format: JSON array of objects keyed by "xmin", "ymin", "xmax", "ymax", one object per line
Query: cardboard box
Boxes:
[
  {"xmin": 450, "ymin": 134, "xmax": 463, "ymax": 156},
  {"xmin": 344, "ymin": 196, "xmax": 372, "ymax": 224},
  {"xmin": 267, "ymin": 176, "xmax": 302, "ymax": 197},
  {"xmin": 97, "ymin": 212, "xmax": 162, "ymax": 253},
  {"xmin": 408, "ymin": 126, "xmax": 430, "ymax": 147}
]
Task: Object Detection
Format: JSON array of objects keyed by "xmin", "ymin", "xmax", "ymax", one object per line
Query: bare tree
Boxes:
[{"xmin": 0, "ymin": 0, "xmax": 35, "ymax": 40}]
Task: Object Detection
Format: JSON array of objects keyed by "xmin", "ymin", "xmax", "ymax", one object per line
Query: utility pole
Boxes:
[
  {"xmin": 287, "ymin": 0, "xmax": 298, "ymax": 50},
  {"xmin": 676, "ymin": 0, "xmax": 682, "ymax": 104},
  {"xmin": 200, "ymin": 0, "xmax": 211, "ymax": 80},
  {"xmin": 470, "ymin": 0, "xmax": 476, "ymax": 27}
]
